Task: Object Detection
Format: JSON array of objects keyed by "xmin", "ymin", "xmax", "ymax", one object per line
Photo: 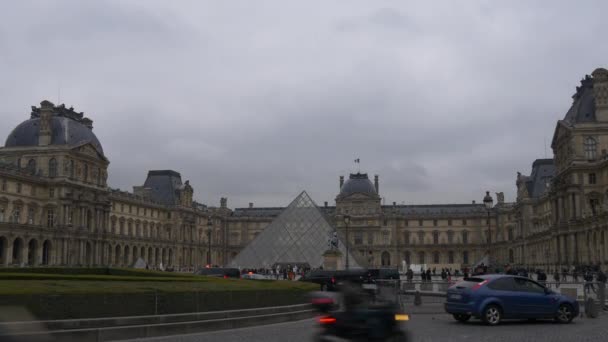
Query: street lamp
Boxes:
[
  {"xmin": 483, "ymin": 191, "xmax": 494, "ymax": 267},
  {"xmin": 343, "ymin": 215, "xmax": 350, "ymax": 270},
  {"xmin": 206, "ymin": 217, "xmax": 213, "ymax": 267}
]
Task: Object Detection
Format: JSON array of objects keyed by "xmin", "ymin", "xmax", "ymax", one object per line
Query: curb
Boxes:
[{"xmin": 2, "ymin": 308, "xmax": 315, "ymax": 342}]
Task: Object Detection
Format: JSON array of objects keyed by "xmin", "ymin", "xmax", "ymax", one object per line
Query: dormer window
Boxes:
[
  {"xmin": 48, "ymin": 158, "xmax": 57, "ymax": 177},
  {"xmin": 584, "ymin": 137, "xmax": 597, "ymax": 160}
]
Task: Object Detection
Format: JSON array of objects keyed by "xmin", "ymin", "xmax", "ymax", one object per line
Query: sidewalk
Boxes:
[{"xmin": 403, "ymin": 303, "xmax": 445, "ymax": 314}]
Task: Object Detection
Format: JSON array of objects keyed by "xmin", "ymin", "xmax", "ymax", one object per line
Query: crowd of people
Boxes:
[
  {"xmin": 239, "ymin": 265, "xmax": 312, "ymax": 280},
  {"xmin": 403, "ymin": 263, "xmax": 607, "ymax": 290}
]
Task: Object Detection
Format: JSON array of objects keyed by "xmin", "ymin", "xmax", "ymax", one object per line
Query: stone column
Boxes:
[
  {"xmin": 4, "ymin": 243, "xmax": 12, "ymax": 266},
  {"xmin": 36, "ymin": 243, "xmax": 43, "ymax": 266}
]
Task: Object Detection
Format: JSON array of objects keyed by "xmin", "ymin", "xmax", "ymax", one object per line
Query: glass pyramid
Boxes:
[{"xmin": 230, "ymin": 191, "xmax": 359, "ymax": 269}]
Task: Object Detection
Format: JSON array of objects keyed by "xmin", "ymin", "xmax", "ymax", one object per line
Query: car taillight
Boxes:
[
  {"xmin": 318, "ymin": 316, "xmax": 336, "ymax": 324},
  {"xmin": 471, "ymin": 280, "xmax": 488, "ymax": 291},
  {"xmin": 312, "ymin": 298, "xmax": 334, "ymax": 305}
]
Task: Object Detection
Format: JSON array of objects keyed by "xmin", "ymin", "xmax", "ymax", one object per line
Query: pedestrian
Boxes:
[
  {"xmin": 584, "ymin": 271, "xmax": 596, "ymax": 295},
  {"xmin": 537, "ymin": 270, "xmax": 547, "ymax": 287},
  {"xmin": 426, "ymin": 268, "xmax": 431, "ymax": 282},
  {"xmin": 553, "ymin": 270, "xmax": 560, "ymax": 288},
  {"xmin": 597, "ymin": 269, "xmax": 607, "ymax": 311}
]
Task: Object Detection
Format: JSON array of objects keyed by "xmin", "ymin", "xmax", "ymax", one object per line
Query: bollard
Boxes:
[
  {"xmin": 585, "ymin": 297, "xmax": 599, "ymax": 318},
  {"xmin": 598, "ymin": 283, "xmax": 606, "ymax": 313},
  {"xmin": 414, "ymin": 290, "xmax": 422, "ymax": 306}
]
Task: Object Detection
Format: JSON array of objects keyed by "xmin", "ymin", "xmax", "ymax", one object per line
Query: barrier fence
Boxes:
[{"xmin": 373, "ymin": 279, "xmax": 607, "ymax": 316}]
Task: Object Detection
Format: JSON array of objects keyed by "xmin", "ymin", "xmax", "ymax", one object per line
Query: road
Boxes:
[{"xmin": 123, "ymin": 313, "xmax": 608, "ymax": 342}]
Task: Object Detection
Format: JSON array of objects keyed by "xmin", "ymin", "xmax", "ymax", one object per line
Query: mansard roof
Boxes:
[
  {"xmin": 519, "ymin": 158, "xmax": 555, "ymax": 199},
  {"xmin": 142, "ymin": 170, "xmax": 184, "ymax": 205},
  {"xmin": 563, "ymin": 74, "xmax": 596, "ymax": 125},
  {"xmin": 4, "ymin": 101, "xmax": 103, "ymax": 155}
]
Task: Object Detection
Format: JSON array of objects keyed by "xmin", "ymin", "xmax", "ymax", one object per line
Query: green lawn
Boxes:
[{"xmin": 0, "ymin": 269, "xmax": 317, "ymax": 295}]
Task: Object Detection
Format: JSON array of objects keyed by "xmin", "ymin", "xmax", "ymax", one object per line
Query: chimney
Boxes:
[
  {"xmin": 374, "ymin": 175, "xmax": 379, "ymax": 194},
  {"xmin": 592, "ymin": 68, "xmax": 608, "ymax": 121},
  {"xmin": 38, "ymin": 100, "xmax": 54, "ymax": 146},
  {"xmin": 324, "ymin": 201, "xmax": 328, "ymax": 208},
  {"xmin": 249, "ymin": 202, "xmax": 253, "ymax": 209},
  {"xmin": 339, "ymin": 176, "xmax": 344, "ymax": 189}
]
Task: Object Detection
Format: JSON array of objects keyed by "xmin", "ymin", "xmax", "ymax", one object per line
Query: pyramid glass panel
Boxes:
[{"xmin": 230, "ymin": 191, "xmax": 359, "ymax": 269}]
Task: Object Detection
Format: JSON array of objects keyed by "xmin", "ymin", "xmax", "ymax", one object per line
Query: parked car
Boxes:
[
  {"xmin": 445, "ymin": 275, "xmax": 579, "ymax": 325},
  {"xmin": 195, "ymin": 267, "xmax": 241, "ymax": 279},
  {"xmin": 367, "ymin": 268, "xmax": 400, "ymax": 280},
  {"xmin": 300, "ymin": 269, "xmax": 368, "ymax": 291},
  {"xmin": 241, "ymin": 272, "xmax": 269, "ymax": 280}
]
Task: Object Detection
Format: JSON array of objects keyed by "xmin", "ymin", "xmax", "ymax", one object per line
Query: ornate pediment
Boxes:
[
  {"xmin": 339, "ymin": 192, "xmax": 377, "ymax": 201},
  {"xmin": 70, "ymin": 142, "xmax": 107, "ymax": 162}
]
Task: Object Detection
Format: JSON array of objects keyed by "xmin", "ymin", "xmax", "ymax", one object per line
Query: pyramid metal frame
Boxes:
[{"xmin": 230, "ymin": 191, "xmax": 359, "ymax": 269}]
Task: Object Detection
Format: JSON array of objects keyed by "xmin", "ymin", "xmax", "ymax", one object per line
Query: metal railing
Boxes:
[{"xmin": 373, "ymin": 279, "xmax": 608, "ymax": 316}]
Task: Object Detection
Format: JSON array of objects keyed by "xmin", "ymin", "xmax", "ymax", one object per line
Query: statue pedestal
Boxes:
[{"xmin": 322, "ymin": 250, "xmax": 344, "ymax": 270}]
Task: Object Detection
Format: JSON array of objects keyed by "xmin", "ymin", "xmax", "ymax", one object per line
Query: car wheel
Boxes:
[
  {"xmin": 453, "ymin": 314, "xmax": 471, "ymax": 322},
  {"xmin": 555, "ymin": 304, "xmax": 574, "ymax": 324},
  {"xmin": 482, "ymin": 305, "xmax": 502, "ymax": 326}
]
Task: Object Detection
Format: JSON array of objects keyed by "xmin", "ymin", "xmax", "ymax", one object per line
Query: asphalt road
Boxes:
[{"xmin": 123, "ymin": 313, "xmax": 608, "ymax": 342}]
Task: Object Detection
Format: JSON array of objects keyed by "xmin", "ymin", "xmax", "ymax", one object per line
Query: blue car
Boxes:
[{"xmin": 445, "ymin": 275, "xmax": 579, "ymax": 325}]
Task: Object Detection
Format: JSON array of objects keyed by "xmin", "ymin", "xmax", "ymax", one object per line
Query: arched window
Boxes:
[
  {"xmin": 48, "ymin": 158, "xmax": 57, "ymax": 177},
  {"xmin": 27, "ymin": 159, "xmax": 36, "ymax": 175},
  {"xmin": 448, "ymin": 251, "xmax": 454, "ymax": 264},
  {"xmin": 418, "ymin": 251, "xmax": 425, "ymax": 264},
  {"xmin": 433, "ymin": 251, "xmax": 440, "ymax": 263},
  {"xmin": 83, "ymin": 163, "xmax": 88, "ymax": 182},
  {"xmin": 584, "ymin": 137, "xmax": 597, "ymax": 160}
]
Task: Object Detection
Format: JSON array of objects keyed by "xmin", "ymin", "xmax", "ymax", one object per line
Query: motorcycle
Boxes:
[{"xmin": 311, "ymin": 288, "xmax": 410, "ymax": 342}]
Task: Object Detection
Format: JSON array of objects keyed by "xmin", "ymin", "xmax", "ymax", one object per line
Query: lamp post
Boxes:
[
  {"xmin": 483, "ymin": 191, "xmax": 494, "ymax": 267},
  {"xmin": 206, "ymin": 217, "xmax": 213, "ymax": 267},
  {"xmin": 343, "ymin": 215, "xmax": 350, "ymax": 270}
]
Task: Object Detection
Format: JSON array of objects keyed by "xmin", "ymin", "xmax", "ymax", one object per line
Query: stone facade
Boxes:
[
  {"xmin": 1, "ymin": 68, "xmax": 608, "ymax": 271},
  {"xmin": 492, "ymin": 68, "xmax": 608, "ymax": 270},
  {"xmin": 0, "ymin": 101, "xmax": 228, "ymax": 269}
]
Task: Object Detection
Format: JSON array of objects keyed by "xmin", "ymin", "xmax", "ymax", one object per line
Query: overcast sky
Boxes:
[{"xmin": 1, "ymin": 1, "xmax": 607, "ymax": 208}]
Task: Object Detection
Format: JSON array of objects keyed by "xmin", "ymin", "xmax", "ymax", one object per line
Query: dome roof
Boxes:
[
  {"xmin": 4, "ymin": 103, "xmax": 104, "ymax": 155},
  {"xmin": 339, "ymin": 173, "xmax": 377, "ymax": 197},
  {"xmin": 563, "ymin": 75, "xmax": 596, "ymax": 124}
]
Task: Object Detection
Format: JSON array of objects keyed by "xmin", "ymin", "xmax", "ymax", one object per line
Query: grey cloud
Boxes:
[{"xmin": 1, "ymin": 1, "xmax": 607, "ymax": 208}]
